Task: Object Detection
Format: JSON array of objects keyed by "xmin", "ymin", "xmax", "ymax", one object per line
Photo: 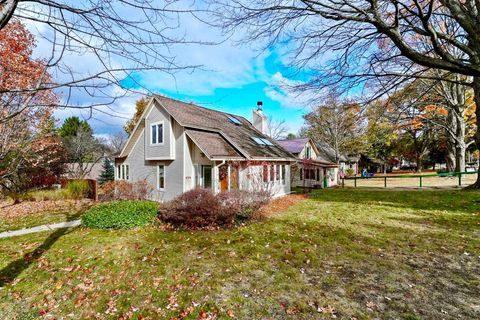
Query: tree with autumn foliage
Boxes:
[
  {"xmin": 124, "ymin": 97, "xmax": 149, "ymax": 136},
  {"xmin": 387, "ymin": 78, "xmax": 476, "ymax": 172},
  {"xmin": 215, "ymin": 0, "xmax": 480, "ymax": 187},
  {"xmin": 0, "ymin": 20, "xmax": 63, "ymax": 201}
]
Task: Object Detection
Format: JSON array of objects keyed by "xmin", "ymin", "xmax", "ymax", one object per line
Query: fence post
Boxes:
[
  {"xmin": 354, "ymin": 177, "xmax": 357, "ymax": 188},
  {"xmin": 342, "ymin": 178, "xmax": 345, "ymax": 188},
  {"xmin": 458, "ymin": 173, "xmax": 462, "ymax": 186},
  {"xmin": 384, "ymin": 176, "xmax": 387, "ymax": 188},
  {"xmin": 419, "ymin": 176, "xmax": 422, "ymax": 188}
]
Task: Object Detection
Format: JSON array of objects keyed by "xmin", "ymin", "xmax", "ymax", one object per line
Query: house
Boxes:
[
  {"xmin": 316, "ymin": 143, "xmax": 359, "ymax": 176},
  {"xmin": 276, "ymin": 138, "xmax": 339, "ymax": 188},
  {"xmin": 63, "ymin": 162, "xmax": 104, "ymax": 180},
  {"xmin": 115, "ymin": 96, "xmax": 296, "ymax": 201}
]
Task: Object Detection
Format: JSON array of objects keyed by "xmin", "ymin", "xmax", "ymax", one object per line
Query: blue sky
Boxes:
[{"xmin": 25, "ymin": 2, "xmax": 317, "ymax": 138}]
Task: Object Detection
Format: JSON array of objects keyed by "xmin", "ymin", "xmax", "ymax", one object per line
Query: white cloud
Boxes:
[{"xmin": 264, "ymin": 72, "xmax": 317, "ymax": 110}]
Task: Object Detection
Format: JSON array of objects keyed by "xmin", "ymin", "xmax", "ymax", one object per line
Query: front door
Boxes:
[
  {"xmin": 202, "ymin": 166, "xmax": 212, "ymax": 189},
  {"xmin": 219, "ymin": 165, "xmax": 228, "ymax": 192}
]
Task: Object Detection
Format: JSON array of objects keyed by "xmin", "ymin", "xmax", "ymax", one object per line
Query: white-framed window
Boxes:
[
  {"xmin": 281, "ymin": 165, "xmax": 286, "ymax": 185},
  {"xmin": 157, "ymin": 165, "xmax": 165, "ymax": 189},
  {"xmin": 150, "ymin": 121, "xmax": 164, "ymax": 145},
  {"xmin": 116, "ymin": 164, "xmax": 129, "ymax": 180},
  {"xmin": 305, "ymin": 146, "xmax": 311, "ymax": 159}
]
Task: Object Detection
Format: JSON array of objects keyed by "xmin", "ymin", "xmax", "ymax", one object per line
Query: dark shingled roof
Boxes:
[
  {"xmin": 185, "ymin": 129, "xmax": 243, "ymax": 160},
  {"xmin": 155, "ymin": 95, "xmax": 295, "ymax": 160},
  {"xmin": 276, "ymin": 138, "xmax": 338, "ymax": 167},
  {"xmin": 276, "ymin": 138, "xmax": 310, "ymax": 154}
]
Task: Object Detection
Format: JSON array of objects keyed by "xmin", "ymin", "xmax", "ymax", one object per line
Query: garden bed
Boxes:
[{"xmin": 0, "ymin": 199, "xmax": 92, "ymax": 232}]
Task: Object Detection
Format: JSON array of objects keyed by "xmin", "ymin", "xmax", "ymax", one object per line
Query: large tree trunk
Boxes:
[
  {"xmin": 466, "ymin": 77, "xmax": 480, "ymax": 189},
  {"xmin": 445, "ymin": 150, "xmax": 455, "ymax": 172},
  {"xmin": 454, "ymin": 116, "xmax": 466, "ymax": 172}
]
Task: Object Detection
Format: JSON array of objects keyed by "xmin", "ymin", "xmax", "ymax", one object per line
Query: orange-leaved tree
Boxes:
[{"xmin": 0, "ymin": 19, "xmax": 62, "ymax": 202}]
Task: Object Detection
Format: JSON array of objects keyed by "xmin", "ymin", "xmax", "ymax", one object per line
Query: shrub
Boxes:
[
  {"xmin": 216, "ymin": 190, "xmax": 271, "ymax": 222},
  {"xmin": 158, "ymin": 188, "xmax": 271, "ymax": 229},
  {"xmin": 66, "ymin": 180, "xmax": 90, "ymax": 199},
  {"xmin": 27, "ymin": 188, "xmax": 69, "ymax": 201},
  {"xmin": 82, "ymin": 200, "xmax": 158, "ymax": 229},
  {"xmin": 345, "ymin": 168, "xmax": 355, "ymax": 176},
  {"xmin": 101, "ymin": 180, "xmax": 153, "ymax": 201}
]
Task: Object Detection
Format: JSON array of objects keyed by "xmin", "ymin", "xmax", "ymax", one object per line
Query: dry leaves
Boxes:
[{"xmin": 258, "ymin": 194, "xmax": 308, "ymax": 217}]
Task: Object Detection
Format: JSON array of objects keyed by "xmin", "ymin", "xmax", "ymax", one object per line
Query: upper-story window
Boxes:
[
  {"xmin": 305, "ymin": 146, "xmax": 311, "ymax": 159},
  {"xmin": 150, "ymin": 121, "xmax": 164, "ymax": 145}
]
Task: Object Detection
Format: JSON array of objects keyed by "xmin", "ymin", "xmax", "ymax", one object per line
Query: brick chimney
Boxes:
[{"xmin": 252, "ymin": 101, "xmax": 268, "ymax": 134}]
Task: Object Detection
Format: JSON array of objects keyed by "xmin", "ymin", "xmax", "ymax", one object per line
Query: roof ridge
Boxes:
[{"xmin": 154, "ymin": 94, "xmax": 251, "ymax": 123}]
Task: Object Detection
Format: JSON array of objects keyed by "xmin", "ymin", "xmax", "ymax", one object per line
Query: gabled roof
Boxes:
[
  {"xmin": 120, "ymin": 95, "xmax": 296, "ymax": 161},
  {"xmin": 185, "ymin": 129, "xmax": 243, "ymax": 160},
  {"xmin": 276, "ymin": 138, "xmax": 338, "ymax": 166},
  {"xmin": 316, "ymin": 143, "xmax": 359, "ymax": 163}
]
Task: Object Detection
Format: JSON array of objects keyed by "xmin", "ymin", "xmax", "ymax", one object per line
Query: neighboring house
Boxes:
[
  {"xmin": 63, "ymin": 162, "xmax": 104, "ymax": 180},
  {"xmin": 276, "ymin": 138, "xmax": 339, "ymax": 188},
  {"xmin": 115, "ymin": 96, "xmax": 296, "ymax": 202},
  {"xmin": 316, "ymin": 143, "xmax": 359, "ymax": 176}
]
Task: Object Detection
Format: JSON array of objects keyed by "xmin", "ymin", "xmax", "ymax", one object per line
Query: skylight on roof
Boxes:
[
  {"xmin": 260, "ymin": 138, "xmax": 273, "ymax": 146},
  {"xmin": 251, "ymin": 137, "xmax": 274, "ymax": 146},
  {"xmin": 228, "ymin": 116, "xmax": 242, "ymax": 125}
]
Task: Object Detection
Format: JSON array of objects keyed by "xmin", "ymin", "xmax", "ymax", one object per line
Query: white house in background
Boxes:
[
  {"xmin": 316, "ymin": 143, "xmax": 359, "ymax": 176},
  {"xmin": 115, "ymin": 96, "xmax": 296, "ymax": 202},
  {"xmin": 276, "ymin": 138, "xmax": 339, "ymax": 188}
]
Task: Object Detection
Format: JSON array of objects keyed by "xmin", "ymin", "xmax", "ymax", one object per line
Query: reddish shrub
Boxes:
[
  {"xmin": 158, "ymin": 188, "xmax": 271, "ymax": 229},
  {"xmin": 158, "ymin": 188, "xmax": 235, "ymax": 229},
  {"xmin": 216, "ymin": 189, "xmax": 271, "ymax": 221}
]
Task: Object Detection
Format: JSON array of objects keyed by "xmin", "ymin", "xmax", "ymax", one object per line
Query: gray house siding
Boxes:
[
  {"xmin": 145, "ymin": 101, "xmax": 174, "ymax": 160},
  {"xmin": 118, "ymin": 113, "xmax": 186, "ymax": 202}
]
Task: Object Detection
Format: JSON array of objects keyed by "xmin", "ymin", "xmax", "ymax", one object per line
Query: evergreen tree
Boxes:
[
  {"xmin": 59, "ymin": 116, "xmax": 93, "ymax": 140},
  {"xmin": 98, "ymin": 157, "xmax": 115, "ymax": 185}
]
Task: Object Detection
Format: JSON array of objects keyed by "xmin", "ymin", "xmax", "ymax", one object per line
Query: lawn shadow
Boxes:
[{"xmin": 0, "ymin": 209, "xmax": 84, "ymax": 288}]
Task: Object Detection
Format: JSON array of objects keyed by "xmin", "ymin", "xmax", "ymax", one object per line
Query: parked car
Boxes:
[{"xmin": 466, "ymin": 166, "xmax": 478, "ymax": 172}]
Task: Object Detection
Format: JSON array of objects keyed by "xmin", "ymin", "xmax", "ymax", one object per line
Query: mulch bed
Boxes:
[
  {"xmin": 0, "ymin": 199, "xmax": 93, "ymax": 219},
  {"xmin": 258, "ymin": 193, "xmax": 308, "ymax": 217}
]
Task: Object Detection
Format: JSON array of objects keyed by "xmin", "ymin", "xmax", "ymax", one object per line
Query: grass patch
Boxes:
[{"xmin": 0, "ymin": 188, "xmax": 479, "ymax": 319}]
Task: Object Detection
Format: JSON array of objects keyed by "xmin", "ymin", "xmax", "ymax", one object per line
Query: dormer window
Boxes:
[{"xmin": 150, "ymin": 121, "xmax": 164, "ymax": 145}]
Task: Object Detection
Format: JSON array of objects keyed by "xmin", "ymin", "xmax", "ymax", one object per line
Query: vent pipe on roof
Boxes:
[{"xmin": 257, "ymin": 101, "xmax": 263, "ymax": 111}]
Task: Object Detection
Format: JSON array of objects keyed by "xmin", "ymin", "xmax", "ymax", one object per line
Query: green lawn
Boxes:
[{"xmin": 0, "ymin": 189, "xmax": 479, "ymax": 319}]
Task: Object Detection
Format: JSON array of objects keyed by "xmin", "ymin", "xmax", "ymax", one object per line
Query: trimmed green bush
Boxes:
[{"xmin": 82, "ymin": 200, "xmax": 158, "ymax": 229}]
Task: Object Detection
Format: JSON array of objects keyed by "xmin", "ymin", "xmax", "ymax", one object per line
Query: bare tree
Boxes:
[
  {"xmin": 304, "ymin": 92, "xmax": 362, "ymax": 164},
  {"xmin": 214, "ymin": 0, "xmax": 480, "ymax": 188},
  {"xmin": 63, "ymin": 126, "xmax": 105, "ymax": 179},
  {"xmin": 267, "ymin": 116, "xmax": 288, "ymax": 140},
  {"xmin": 0, "ymin": 1, "xmax": 205, "ymax": 124},
  {"xmin": 106, "ymin": 131, "xmax": 128, "ymax": 156}
]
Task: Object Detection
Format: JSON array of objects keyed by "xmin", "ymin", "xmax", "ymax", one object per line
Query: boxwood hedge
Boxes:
[{"xmin": 82, "ymin": 200, "xmax": 158, "ymax": 229}]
